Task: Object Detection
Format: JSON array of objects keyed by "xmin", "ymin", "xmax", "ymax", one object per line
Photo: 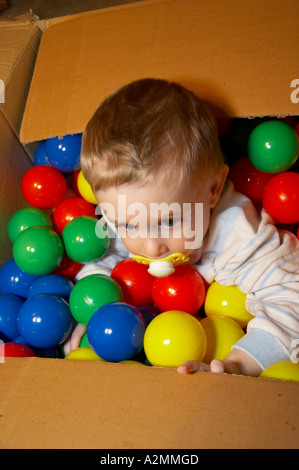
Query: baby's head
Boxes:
[{"xmin": 81, "ymin": 78, "xmax": 228, "ymax": 263}]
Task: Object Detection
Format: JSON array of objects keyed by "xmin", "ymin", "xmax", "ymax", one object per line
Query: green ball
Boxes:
[
  {"xmin": 248, "ymin": 120, "xmax": 298, "ymax": 173},
  {"xmin": 13, "ymin": 226, "xmax": 64, "ymax": 276},
  {"xmin": 8, "ymin": 207, "xmax": 53, "ymax": 243},
  {"xmin": 62, "ymin": 216, "xmax": 110, "ymax": 263},
  {"xmin": 79, "ymin": 332, "xmax": 89, "ymax": 347},
  {"xmin": 69, "ymin": 274, "xmax": 124, "ymax": 325}
]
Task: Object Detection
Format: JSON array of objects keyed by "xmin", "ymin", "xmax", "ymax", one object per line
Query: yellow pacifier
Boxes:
[{"xmin": 133, "ymin": 252, "xmax": 189, "ymax": 278}]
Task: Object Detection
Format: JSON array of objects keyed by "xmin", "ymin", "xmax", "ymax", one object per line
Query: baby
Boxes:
[{"xmin": 65, "ymin": 78, "xmax": 299, "ymax": 377}]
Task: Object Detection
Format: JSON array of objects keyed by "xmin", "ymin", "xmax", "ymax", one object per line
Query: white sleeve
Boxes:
[{"xmin": 195, "ymin": 183, "xmax": 299, "ymax": 369}]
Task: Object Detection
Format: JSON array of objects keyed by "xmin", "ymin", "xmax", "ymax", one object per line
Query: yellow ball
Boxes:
[
  {"xmin": 65, "ymin": 346, "xmax": 104, "ymax": 361},
  {"xmin": 200, "ymin": 315, "xmax": 244, "ymax": 363},
  {"xmin": 143, "ymin": 310, "xmax": 207, "ymax": 368},
  {"xmin": 260, "ymin": 360, "xmax": 299, "ymax": 382},
  {"xmin": 204, "ymin": 281, "xmax": 254, "ymax": 328},
  {"xmin": 77, "ymin": 170, "xmax": 98, "ymax": 205}
]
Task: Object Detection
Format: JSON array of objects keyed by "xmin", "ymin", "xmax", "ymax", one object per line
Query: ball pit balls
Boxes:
[
  {"xmin": 8, "ymin": 207, "xmax": 53, "ymax": 243},
  {"xmin": 259, "ymin": 360, "xmax": 299, "ymax": 382},
  {"xmin": 143, "ymin": 310, "xmax": 207, "ymax": 367},
  {"xmin": 111, "ymin": 259, "xmax": 154, "ymax": 306},
  {"xmin": 87, "ymin": 302, "xmax": 146, "ymax": 362},
  {"xmin": 204, "ymin": 282, "xmax": 254, "ymax": 329},
  {"xmin": 17, "ymin": 293, "xmax": 73, "ymax": 349},
  {"xmin": 77, "ymin": 170, "xmax": 98, "ymax": 205},
  {"xmin": 33, "ymin": 141, "xmax": 50, "ymax": 166},
  {"xmin": 13, "ymin": 226, "xmax": 64, "ymax": 276},
  {"xmin": 21, "ymin": 165, "xmax": 67, "ymax": 209},
  {"xmin": 0, "ymin": 259, "xmax": 39, "ymax": 298},
  {"xmin": 262, "ymin": 171, "xmax": 299, "ymax": 224},
  {"xmin": 27, "ymin": 274, "xmax": 74, "ymax": 300},
  {"xmin": 45, "ymin": 133, "xmax": 82, "ymax": 172},
  {"xmin": 229, "ymin": 156, "xmax": 273, "ymax": 206},
  {"xmin": 248, "ymin": 120, "xmax": 298, "ymax": 173},
  {"xmin": 69, "ymin": 274, "xmax": 124, "ymax": 325},
  {"xmin": 53, "ymin": 253, "xmax": 83, "ymax": 282},
  {"xmin": 65, "ymin": 346, "xmax": 104, "ymax": 362},
  {"xmin": 62, "ymin": 216, "xmax": 110, "ymax": 263},
  {"xmin": 200, "ymin": 316, "xmax": 244, "ymax": 363},
  {"xmin": 0, "ymin": 342, "xmax": 36, "ymax": 358},
  {"xmin": 0, "ymin": 294, "xmax": 24, "ymax": 341},
  {"xmin": 152, "ymin": 265, "xmax": 206, "ymax": 315},
  {"xmin": 53, "ymin": 197, "xmax": 96, "ymax": 236}
]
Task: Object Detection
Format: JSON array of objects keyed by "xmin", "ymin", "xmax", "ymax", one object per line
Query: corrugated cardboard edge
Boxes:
[{"xmin": 0, "ymin": 356, "xmax": 298, "ymax": 449}]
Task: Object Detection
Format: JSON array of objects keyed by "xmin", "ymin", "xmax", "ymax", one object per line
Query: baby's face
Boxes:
[{"xmin": 95, "ymin": 168, "xmax": 227, "ymax": 265}]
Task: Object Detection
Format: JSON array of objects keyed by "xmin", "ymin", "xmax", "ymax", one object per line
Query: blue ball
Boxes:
[
  {"xmin": 34, "ymin": 142, "xmax": 50, "ymax": 166},
  {"xmin": 45, "ymin": 134, "xmax": 82, "ymax": 172},
  {"xmin": 28, "ymin": 274, "xmax": 73, "ymax": 300},
  {"xmin": 0, "ymin": 294, "xmax": 24, "ymax": 340},
  {"xmin": 17, "ymin": 294, "xmax": 73, "ymax": 348},
  {"xmin": 0, "ymin": 259, "xmax": 40, "ymax": 298},
  {"xmin": 87, "ymin": 302, "xmax": 146, "ymax": 362}
]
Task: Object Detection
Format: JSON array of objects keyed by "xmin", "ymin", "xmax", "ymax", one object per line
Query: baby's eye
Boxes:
[
  {"xmin": 161, "ymin": 217, "xmax": 181, "ymax": 228},
  {"xmin": 118, "ymin": 223, "xmax": 138, "ymax": 232}
]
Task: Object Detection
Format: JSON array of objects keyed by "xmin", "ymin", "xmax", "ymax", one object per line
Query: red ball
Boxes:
[
  {"xmin": 53, "ymin": 253, "xmax": 84, "ymax": 282},
  {"xmin": 229, "ymin": 156, "xmax": 273, "ymax": 206},
  {"xmin": 0, "ymin": 342, "xmax": 36, "ymax": 358},
  {"xmin": 53, "ymin": 197, "xmax": 96, "ymax": 235},
  {"xmin": 152, "ymin": 265, "xmax": 206, "ymax": 315},
  {"xmin": 262, "ymin": 172, "xmax": 299, "ymax": 224},
  {"xmin": 111, "ymin": 259, "xmax": 154, "ymax": 306},
  {"xmin": 21, "ymin": 165, "xmax": 67, "ymax": 209}
]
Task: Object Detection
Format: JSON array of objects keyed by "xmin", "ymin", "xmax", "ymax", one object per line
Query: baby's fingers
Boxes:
[{"xmin": 177, "ymin": 361, "xmax": 210, "ymax": 374}]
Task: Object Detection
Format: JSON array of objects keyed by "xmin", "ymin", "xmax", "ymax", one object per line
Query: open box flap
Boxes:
[{"xmin": 20, "ymin": 0, "xmax": 299, "ymax": 144}]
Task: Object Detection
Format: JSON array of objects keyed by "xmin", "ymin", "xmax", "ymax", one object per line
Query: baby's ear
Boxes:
[{"xmin": 209, "ymin": 165, "xmax": 229, "ymax": 208}]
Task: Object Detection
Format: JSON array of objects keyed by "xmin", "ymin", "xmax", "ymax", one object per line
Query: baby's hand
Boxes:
[
  {"xmin": 177, "ymin": 359, "xmax": 241, "ymax": 375},
  {"xmin": 63, "ymin": 323, "xmax": 87, "ymax": 356},
  {"xmin": 177, "ymin": 350, "xmax": 262, "ymax": 377}
]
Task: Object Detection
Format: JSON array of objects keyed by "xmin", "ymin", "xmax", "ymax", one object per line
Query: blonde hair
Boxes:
[{"xmin": 81, "ymin": 78, "xmax": 225, "ymax": 191}]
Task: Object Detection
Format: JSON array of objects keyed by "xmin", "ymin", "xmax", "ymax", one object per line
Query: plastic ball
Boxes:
[
  {"xmin": 0, "ymin": 294, "xmax": 24, "ymax": 340},
  {"xmin": 259, "ymin": 360, "xmax": 299, "ymax": 382},
  {"xmin": 52, "ymin": 253, "xmax": 83, "ymax": 282},
  {"xmin": 27, "ymin": 274, "xmax": 73, "ymax": 300},
  {"xmin": 45, "ymin": 134, "xmax": 82, "ymax": 172},
  {"xmin": 229, "ymin": 157, "xmax": 273, "ymax": 206},
  {"xmin": 53, "ymin": 196, "xmax": 96, "ymax": 236},
  {"xmin": 69, "ymin": 274, "xmax": 123, "ymax": 325},
  {"xmin": 200, "ymin": 316, "xmax": 244, "ymax": 363},
  {"xmin": 0, "ymin": 342, "xmax": 36, "ymax": 358},
  {"xmin": 248, "ymin": 120, "xmax": 298, "ymax": 173},
  {"xmin": 13, "ymin": 226, "xmax": 64, "ymax": 276},
  {"xmin": 152, "ymin": 265, "xmax": 206, "ymax": 315},
  {"xmin": 262, "ymin": 172, "xmax": 299, "ymax": 224},
  {"xmin": 204, "ymin": 282, "xmax": 254, "ymax": 329},
  {"xmin": 111, "ymin": 259, "xmax": 154, "ymax": 306},
  {"xmin": 17, "ymin": 294, "xmax": 73, "ymax": 348},
  {"xmin": 8, "ymin": 207, "xmax": 53, "ymax": 243},
  {"xmin": 77, "ymin": 170, "xmax": 98, "ymax": 204},
  {"xmin": 143, "ymin": 310, "xmax": 207, "ymax": 367},
  {"xmin": 62, "ymin": 216, "xmax": 109, "ymax": 263},
  {"xmin": 65, "ymin": 346, "xmax": 104, "ymax": 361},
  {"xmin": 21, "ymin": 165, "xmax": 67, "ymax": 209},
  {"xmin": 79, "ymin": 332, "xmax": 89, "ymax": 347},
  {"xmin": 135, "ymin": 305, "xmax": 160, "ymax": 326},
  {"xmin": 87, "ymin": 302, "xmax": 146, "ymax": 362},
  {"xmin": 0, "ymin": 259, "xmax": 39, "ymax": 298},
  {"xmin": 33, "ymin": 142, "xmax": 50, "ymax": 166}
]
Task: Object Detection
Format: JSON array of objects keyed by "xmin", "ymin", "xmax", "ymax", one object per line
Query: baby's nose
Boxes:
[{"xmin": 143, "ymin": 239, "xmax": 169, "ymax": 259}]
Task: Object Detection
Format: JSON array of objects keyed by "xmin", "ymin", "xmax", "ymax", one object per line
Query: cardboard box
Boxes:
[{"xmin": 0, "ymin": 0, "xmax": 299, "ymax": 449}]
